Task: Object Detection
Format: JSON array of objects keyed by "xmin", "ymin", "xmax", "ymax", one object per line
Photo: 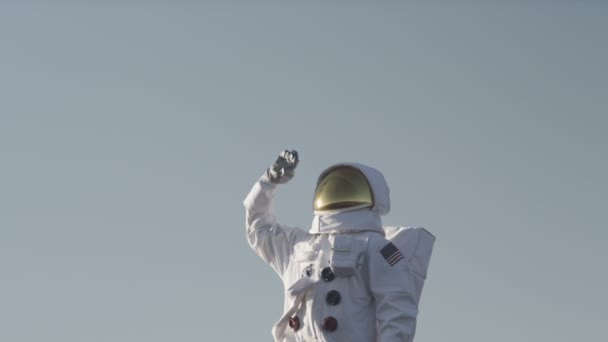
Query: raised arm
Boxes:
[{"xmin": 243, "ymin": 150, "xmax": 305, "ymax": 276}]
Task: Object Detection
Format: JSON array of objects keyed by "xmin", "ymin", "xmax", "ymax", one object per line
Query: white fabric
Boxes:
[
  {"xmin": 244, "ymin": 164, "xmax": 426, "ymax": 342},
  {"xmin": 272, "ymin": 277, "xmax": 319, "ymax": 341},
  {"xmin": 384, "ymin": 227, "xmax": 436, "ymax": 304},
  {"xmin": 310, "ymin": 208, "xmax": 384, "ymax": 235}
]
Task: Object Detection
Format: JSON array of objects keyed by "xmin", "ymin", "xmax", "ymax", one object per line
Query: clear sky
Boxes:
[{"xmin": 1, "ymin": 2, "xmax": 606, "ymax": 341}]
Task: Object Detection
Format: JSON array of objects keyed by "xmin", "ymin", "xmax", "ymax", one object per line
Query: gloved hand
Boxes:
[{"xmin": 266, "ymin": 150, "xmax": 299, "ymax": 184}]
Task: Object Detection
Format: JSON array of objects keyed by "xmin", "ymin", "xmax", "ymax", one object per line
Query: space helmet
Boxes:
[{"xmin": 313, "ymin": 165, "xmax": 375, "ymax": 214}]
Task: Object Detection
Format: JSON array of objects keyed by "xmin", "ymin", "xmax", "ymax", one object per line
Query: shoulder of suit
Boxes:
[{"xmin": 360, "ymin": 232, "xmax": 390, "ymax": 253}]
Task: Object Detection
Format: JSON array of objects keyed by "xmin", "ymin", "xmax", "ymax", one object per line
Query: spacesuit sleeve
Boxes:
[
  {"xmin": 243, "ymin": 176, "xmax": 303, "ymax": 276},
  {"xmin": 368, "ymin": 236, "xmax": 419, "ymax": 342}
]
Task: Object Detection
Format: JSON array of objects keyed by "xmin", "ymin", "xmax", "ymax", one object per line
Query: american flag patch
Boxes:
[{"xmin": 380, "ymin": 242, "xmax": 404, "ymax": 267}]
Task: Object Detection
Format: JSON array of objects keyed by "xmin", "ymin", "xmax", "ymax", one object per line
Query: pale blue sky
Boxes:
[{"xmin": 1, "ymin": 2, "xmax": 606, "ymax": 341}]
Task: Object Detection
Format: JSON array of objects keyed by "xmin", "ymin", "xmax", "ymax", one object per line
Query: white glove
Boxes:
[{"xmin": 266, "ymin": 150, "xmax": 299, "ymax": 184}]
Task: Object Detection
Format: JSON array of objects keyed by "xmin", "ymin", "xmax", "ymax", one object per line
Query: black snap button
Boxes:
[
  {"xmin": 326, "ymin": 290, "xmax": 341, "ymax": 306},
  {"xmin": 289, "ymin": 316, "xmax": 300, "ymax": 331},
  {"xmin": 302, "ymin": 264, "xmax": 313, "ymax": 278},
  {"xmin": 320, "ymin": 267, "xmax": 335, "ymax": 282},
  {"xmin": 322, "ymin": 316, "xmax": 338, "ymax": 332}
]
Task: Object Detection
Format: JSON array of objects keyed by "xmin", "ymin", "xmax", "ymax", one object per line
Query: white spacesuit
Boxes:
[{"xmin": 244, "ymin": 151, "xmax": 434, "ymax": 342}]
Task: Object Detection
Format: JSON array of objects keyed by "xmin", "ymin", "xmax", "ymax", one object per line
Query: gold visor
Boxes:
[{"xmin": 313, "ymin": 166, "xmax": 374, "ymax": 212}]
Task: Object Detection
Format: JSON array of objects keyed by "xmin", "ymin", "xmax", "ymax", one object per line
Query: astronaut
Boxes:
[{"xmin": 244, "ymin": 150, "xmax": 433, "ymax": 342}]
